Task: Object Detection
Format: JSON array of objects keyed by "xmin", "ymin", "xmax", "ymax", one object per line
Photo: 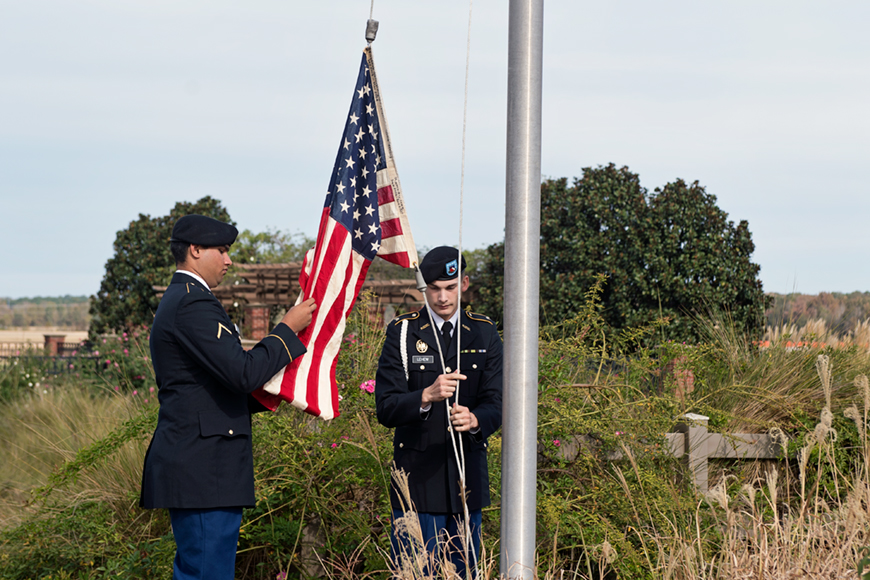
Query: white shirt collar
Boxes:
[
  {"xmin": 176, "ymin": 269, "xmax": 211, "ymax": 291},
  {"xmin": 426, "ymin": 305, "xmax": 460, "ymax": 336}
]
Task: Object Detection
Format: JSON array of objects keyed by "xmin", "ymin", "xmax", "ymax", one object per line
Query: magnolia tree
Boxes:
[{"xmin": 472, "ymin": 164, "xmax": 768, "ymax": 342}]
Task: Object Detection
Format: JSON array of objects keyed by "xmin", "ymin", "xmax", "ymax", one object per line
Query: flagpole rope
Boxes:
[{"xmin": 454, "ymin": 0, "xmax": 476, "ymax": 573}]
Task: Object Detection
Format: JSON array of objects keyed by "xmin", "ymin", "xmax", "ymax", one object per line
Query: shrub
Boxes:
[{"xmin": 3, "ymin": 288, "xmax": 870, "ymax": 578}]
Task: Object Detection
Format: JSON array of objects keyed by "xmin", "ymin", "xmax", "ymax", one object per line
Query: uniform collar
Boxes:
[
  {"xmin": 176, "ymin": 269, "xmax": 211, "ymax": 292},
  {"xmin": 426, "ymin": 304, "xmax": 459, "ymax": 336}
]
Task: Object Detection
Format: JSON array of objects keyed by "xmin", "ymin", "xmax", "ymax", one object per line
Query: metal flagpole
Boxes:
[{"xmin": 501, "ymin": 0, "xmax": 543, "ymax": 579}]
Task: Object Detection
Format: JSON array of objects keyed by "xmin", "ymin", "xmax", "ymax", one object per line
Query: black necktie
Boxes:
[{"xmin": 441, "ymin": 321, "xmax": 453, "ymax": 353}]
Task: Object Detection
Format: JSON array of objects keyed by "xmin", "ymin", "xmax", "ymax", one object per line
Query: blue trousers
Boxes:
[
  {"xmin": 169, "ymin": 507, "xmax": 244, "ymax": 580},
  {"xmin": 390, "ymin": 509, "xmax": 482, "ymax": 578}
]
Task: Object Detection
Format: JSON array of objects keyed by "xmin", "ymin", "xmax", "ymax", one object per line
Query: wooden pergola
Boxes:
[
  {"xmin": 156, "ymin": 263, "xmax": 424, "ymax": 340},
  {"xmin": 211, "ymin": 263, "xmax": 423, "ymax": 310}
]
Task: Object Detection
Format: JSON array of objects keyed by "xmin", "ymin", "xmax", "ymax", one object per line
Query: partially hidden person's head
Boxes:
[
  {"xmin": 169, "ymin": 215, "xmax": 238, "ymax": 288},
  {"xmin": 419, "ymin": 246, "xmax": 469, "ymax": 320}
]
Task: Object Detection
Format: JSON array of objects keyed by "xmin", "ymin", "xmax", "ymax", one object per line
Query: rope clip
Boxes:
[{"xmin": 365, "ymin": 19, "xmax": 379, "ymax": 44}]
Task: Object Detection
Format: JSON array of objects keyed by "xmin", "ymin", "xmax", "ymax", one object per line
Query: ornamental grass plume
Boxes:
[
  {"xmin": 388, "ymin": 466, "xmax": 433, "ymax": 578},
  {"xmin": 387, "ymin": 465, "xmax": 487, "ymax": 580},
  {"xmin": 851, "ymin": 319, "xmax": 870, "ymax": 348},
  {"xmin": 816, "ymin": 354, "xmax": 833, "ymax": 410}
]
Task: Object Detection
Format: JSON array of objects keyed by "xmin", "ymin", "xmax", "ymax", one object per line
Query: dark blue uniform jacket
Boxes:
[
  {"xmin": 140, "ymin": 273, "xmax": 306, "ymax": 509},
  {"xmin": 375, "ymin": 308, "xmax": 503, "ymax": 514}
]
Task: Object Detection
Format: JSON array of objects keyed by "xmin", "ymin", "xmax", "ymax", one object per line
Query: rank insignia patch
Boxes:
[{"xmin": 217, "ymin": 322, "xmax": 233, "ymax": 339}]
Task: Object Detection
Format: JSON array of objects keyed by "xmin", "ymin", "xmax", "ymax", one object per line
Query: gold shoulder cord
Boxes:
[
  {"xmin": 464, "ymin": 310, "xmax": 493, "ymax": 325},
  {"xmin": 265, "ymin": 334, "xmax": 293, "ymax": 360}
]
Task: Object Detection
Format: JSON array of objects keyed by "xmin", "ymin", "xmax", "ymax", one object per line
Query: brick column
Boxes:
[
  {"xmin": 43, "ymin": 334, "xmax": 66, "ymax": 355},
  {"xmin": 665, "ymin": 355, "xmax": 695, "ymax": 400},
  {"xmin": 245, "ymin": 304, "xmax": 271, "ymax": 341}
]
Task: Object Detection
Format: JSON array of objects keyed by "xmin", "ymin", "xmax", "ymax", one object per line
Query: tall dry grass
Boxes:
[
  {"xmin": 0, "ymin": 386, "xmax": 148, "ymax": 530},
  {"xmin": 693, "ymin": 315, "xmax": 868, "ymax": 432},
  {"xmin": 538, "ymin": 354, "xmax": 870, "ymax": 580},
  {"xmin": 765, "ymin": 316, "xmax": 870, "ymax": 349}
]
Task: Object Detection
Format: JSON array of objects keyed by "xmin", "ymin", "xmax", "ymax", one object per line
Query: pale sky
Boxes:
[{"xmin": 2, "ymin": 1, "xmax": 868, "ymax": 298}]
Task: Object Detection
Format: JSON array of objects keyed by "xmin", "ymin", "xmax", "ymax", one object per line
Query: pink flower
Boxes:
[
  {"xmin": 94, "ymin": 350, "xmax": 100, "ymax": 356},
  {"xmin": 122, "ymin": 332, "xmax": 127, "ymax": 338},
  {"xmin": 552, "ymin": 439, "xmax": 561, "ymax": 447},
  {"xmin": 341, "ymin": 435, "xmax": 349, "ymax": 440},
  {"xmin": 554, "ymin": 398, "xmax": 561, "ymax": 403},
  {"xmin": 114, "ymin": 362, "xmax": 119, "ymax": 368},
  {"xmin": 144, "ymin": 399, "xmax": 148, "ymax": 403},
  {"xmin": 114, "ymin": 386, "xmax": 119, "ymax": 391},
  {"xmin": 359, "ymin": 379, "xmax": 376, "ymax": 394},
  {"xmin": 68, "ymin": 364, "xmax": 74, "ymax": 369},
  {"xmin": 123, "ymin": 349, "xmax": 129, "ymax": 355},
  {"xmin": 331, "ymin": 443, "xmax": 337, "ymax": 448},
  {"xmin": 132, "ymin": 390, "xmax": 138, "ymax": 396},
  {"xmin": 105, "ymin": 359, "xmax": 111, "ymax": 365},
  {"xmin": 277, "ymin": 572, "xmax": 288, "ymax": 580},
  {"xmin": 149, "ymin": 387, "xmax": 155, "ymax": 393},
  {"xmin": 103, "ymin": 339, "xmax": 107, "ymax": 344}
]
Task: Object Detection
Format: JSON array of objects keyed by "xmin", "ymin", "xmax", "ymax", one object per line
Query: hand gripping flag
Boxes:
[{"xmin": 253, "ymin": 47, "xmax": 418, "ymax": 419}]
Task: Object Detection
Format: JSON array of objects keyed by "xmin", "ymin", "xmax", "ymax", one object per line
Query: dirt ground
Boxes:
[{"xmin": 0, "ymin": 327, "xmax": 89, "ymax": 344}]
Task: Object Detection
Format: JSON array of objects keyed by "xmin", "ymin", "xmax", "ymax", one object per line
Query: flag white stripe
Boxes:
[
  {"xmin": 378, "ymin": 236, "xmax": 409, "ymax": 255},
  {"xmin": 378, "ymin": 199, "xmax": 403, "ymax": 223}
]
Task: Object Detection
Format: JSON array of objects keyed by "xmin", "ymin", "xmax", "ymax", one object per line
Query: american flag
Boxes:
[{"xmin": 253, "ymin": 47, "xmax": 418, "ymax": 419}]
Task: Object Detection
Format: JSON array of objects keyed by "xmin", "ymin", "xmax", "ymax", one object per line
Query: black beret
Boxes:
[
  {"xmin": 170, "ymin": 215, "xmax": 238, "ymax": 246},
  {"xmin": 420, "ymin": 246, "xmax": 467, "ymax": 284}
]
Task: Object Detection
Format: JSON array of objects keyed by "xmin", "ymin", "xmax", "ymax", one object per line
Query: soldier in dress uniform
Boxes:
[
  {"xmin": 375, "ymin": 246, "xmax": 503, "ymax": 576},
  {"xmin": 139, "ymin": 214, "xmax": 317, "ymax": 580}
]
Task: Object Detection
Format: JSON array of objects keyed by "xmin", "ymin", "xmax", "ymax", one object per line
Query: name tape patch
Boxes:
[{"xmin": 412, "ymin": 355, "xmax": 435, "ymax": 364}]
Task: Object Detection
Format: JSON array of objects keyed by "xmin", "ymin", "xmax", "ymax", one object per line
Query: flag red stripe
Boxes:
[
  {"xmin": 380, "ymin": 217, "xmax": 404, "ymax": 239},
  {"xmin": 377, "ymin": 184, "xmax": 395, "ymax": 205},
  {"xmin": 305, "ymin": 207, "xmax": 334, "ymax": 297},
  {"xmin": 377, "ymin": 251, "xmax": 412, "ymax": 268}
]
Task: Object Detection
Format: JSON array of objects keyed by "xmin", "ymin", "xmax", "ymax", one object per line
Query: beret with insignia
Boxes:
[
  {"xmin": 171, "ymin": 215, "xmax": 238, "ymax": 246},
  {"xmin": 420, "ymin": 246, "xmax": 467, "ymax": 284}
]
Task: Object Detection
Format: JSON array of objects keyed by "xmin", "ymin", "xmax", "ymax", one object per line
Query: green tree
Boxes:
[
  {"xmin": 646, "ymin": 178, "xmax": 765, "ymax": 339},
  {"xmin": 229, "ymin": 229, "xmax": 314, "ymax": 265},
  {"xmin": 88, "ymin": 197, "xmax": 233, "ymax": 337},
  {"xmin": 473, "ymin": 164, "xmax": 767, "ymax": 342}
]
